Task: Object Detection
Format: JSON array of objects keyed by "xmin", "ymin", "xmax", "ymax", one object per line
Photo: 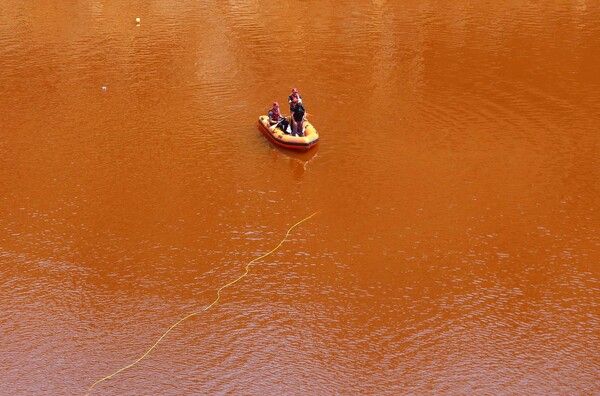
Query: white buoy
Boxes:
[
  {"xmin": 101, "ymin": 86, "xmax": 107, "ymax": 91},
  {"xmin": 135, "ymin": 17, "xmax": 141, "ymax": 25}
]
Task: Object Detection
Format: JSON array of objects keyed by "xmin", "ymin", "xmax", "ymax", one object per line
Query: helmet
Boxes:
[
  {"xmin": 292, "ymin": 97, "xmax": 298, "ymax": 103},
  {"xmin": 292, "ymin": 88, "xmax": 298, "ymax": 93},
  {"xmin": 273, "ymin": 101, "xmax": 279, "ymax": 107}
]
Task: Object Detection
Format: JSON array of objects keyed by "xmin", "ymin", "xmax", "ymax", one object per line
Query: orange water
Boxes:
[{"xmin": 1, "ymin": 1, "xmax": 598, "ymax": 395}]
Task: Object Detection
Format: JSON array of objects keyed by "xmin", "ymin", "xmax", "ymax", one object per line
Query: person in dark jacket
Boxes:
[{"xmin": 290, "ymin": 97, "xmax": 306, "ymax": 136}]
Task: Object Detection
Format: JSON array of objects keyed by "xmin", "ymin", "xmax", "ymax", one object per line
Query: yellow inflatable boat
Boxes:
[{"xmin": 258, "ymin": 116, "xmax": 319, "ymax": 151}]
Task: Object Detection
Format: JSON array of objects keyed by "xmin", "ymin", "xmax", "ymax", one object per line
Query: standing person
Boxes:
[
  {"xmin": 268, "ymin": 102, "xmax": 289, "ymax": 132},
  {"xmin": 288, "ymin": 88, "xmax": 302, "ymax": 111},
  {"xmin": 290, "ymin": 97, "xmax": 306, "ymax": 136}
]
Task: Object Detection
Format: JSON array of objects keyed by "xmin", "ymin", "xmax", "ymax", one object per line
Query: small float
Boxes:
[{"xmin": 258, "ymin": 116, "xmax": 319, "ymax": 151}]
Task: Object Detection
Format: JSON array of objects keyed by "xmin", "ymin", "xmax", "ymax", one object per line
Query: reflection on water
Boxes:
[
  {"xmin": 1, "ymin": 1, "xmax": 598, "ymax": 395},
  {"xmin": 265, "ymin": 145, "xmax": 320, "ymax": 180}
]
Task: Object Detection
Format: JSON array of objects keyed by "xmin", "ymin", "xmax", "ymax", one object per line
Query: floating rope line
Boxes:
[{"xmin": 87, "ymin": 211, "xmax": 319, "ymax": 394}]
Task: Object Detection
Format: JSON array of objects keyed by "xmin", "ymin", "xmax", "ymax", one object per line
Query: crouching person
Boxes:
[{"xmin": 268, "ymin": 102, "xmax": 290, "ymax": 133}]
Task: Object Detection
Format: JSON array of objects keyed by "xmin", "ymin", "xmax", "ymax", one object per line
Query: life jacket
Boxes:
[{"xmin": 270, "ymin": 107, "xmax": 280, "ymax": 121}]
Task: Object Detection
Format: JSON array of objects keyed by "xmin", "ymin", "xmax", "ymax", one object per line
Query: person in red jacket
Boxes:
[
  {"xmin": 288, "ymin": 88, "xmax": 303, "ymax": 111},
  {"xmin": 268, "ymin": 101, "xmax": 290, "ymax": 132}
]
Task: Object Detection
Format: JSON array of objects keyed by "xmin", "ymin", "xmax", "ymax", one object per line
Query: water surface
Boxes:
[{"xmin": 1, "ymin": 1, "xmax": 598, "ymax": 395}]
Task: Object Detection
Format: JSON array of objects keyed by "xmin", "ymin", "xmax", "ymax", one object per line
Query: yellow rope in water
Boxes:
[{"xmin": 87, "ymin": 211, "xmax": 319, "ymax": 394}]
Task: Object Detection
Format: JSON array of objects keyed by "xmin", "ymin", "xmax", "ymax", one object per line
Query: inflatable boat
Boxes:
[{"xmin": 258, "ymin": 116, "xmax": 319, "ymax": 151}]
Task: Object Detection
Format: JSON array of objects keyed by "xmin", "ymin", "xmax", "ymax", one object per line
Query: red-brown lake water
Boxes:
[{"xmin": 1, "ymin": 1, "xmax": 598, "ymax": 395}]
